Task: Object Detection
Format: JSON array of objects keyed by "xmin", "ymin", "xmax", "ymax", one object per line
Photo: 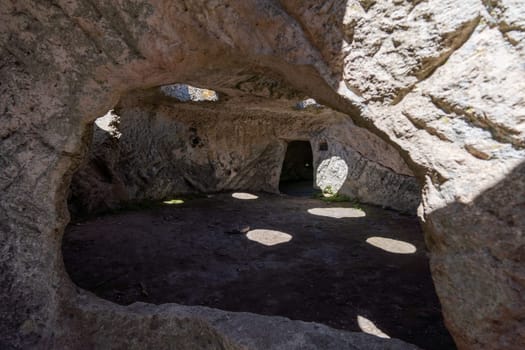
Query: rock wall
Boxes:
[
  {"xmin": 70, "ymin": 93, "xmax": 419, "ymax": 216},
  {"xmin": 1, "ymin": 0, "xmax": 524, "ymax": 349}
]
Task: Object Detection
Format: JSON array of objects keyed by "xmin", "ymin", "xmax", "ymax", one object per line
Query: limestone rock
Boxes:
[
  {"xmin": 57, "ymin": 295, "xmax": 420, "ymax": 350},
  {"xmin": 1, "ymin": 1, "xmax": 524, "ymax": 349},
  {"xmin": 161, "ymin": 84, "xmax": 220, "ymax": 102},
  {"xmin": 70, "ymin": 93, "xmax": 419, "ymax": 216}
]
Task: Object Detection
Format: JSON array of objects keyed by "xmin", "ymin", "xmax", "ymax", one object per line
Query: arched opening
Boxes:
[
  {"xmin": 61, "ymin": 82, "xmax": 454, "ymax": 350},
  {"xmin": 279, "ymin": 140, "xmax": 314, "ymax": 196},
  {"xmin": 4, "ymin": 2, "xmax": 523, "ymax": 349}
]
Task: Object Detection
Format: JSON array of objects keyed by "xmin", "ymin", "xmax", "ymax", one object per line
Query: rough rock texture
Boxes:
[
  {"xmin": 61, "ymin": 297, "xmax": 420, "ymax": 350},
  {"xmin": 0, "ymin": 0, "xmax": 524, "ymax": 349},
  {"xmin": 70, "ymin": 91, "xmax": 419, "ymax": 216}
]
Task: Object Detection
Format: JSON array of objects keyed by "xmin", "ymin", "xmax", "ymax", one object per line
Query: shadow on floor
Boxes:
[
  {"xmin": 63, "ymin": 193, "xmax": 456, "ymax": 350},
  {"xmin": 279, "ymin": 180, "xmax": 318, "ymax": 197}
]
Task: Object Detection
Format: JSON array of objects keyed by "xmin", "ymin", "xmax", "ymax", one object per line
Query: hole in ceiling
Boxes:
[{"xmin": 161, "ymin": 83, "xmax": 219, "ymax": 102}]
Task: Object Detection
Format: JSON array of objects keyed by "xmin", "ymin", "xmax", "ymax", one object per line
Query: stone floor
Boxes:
[{"xmin": 63, "ymin": 192, "xmax": 456, "ymax": 350}]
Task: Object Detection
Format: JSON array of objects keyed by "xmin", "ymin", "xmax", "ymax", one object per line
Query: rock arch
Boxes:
[{"xmin": 1, "ymin": 1, "xmax": 523, "ymax": 349}]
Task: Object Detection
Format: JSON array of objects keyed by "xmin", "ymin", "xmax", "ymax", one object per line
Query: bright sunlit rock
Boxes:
[
  {"xmin": 161, "ymin": 83, "xmax": 219, "ymax": 102},
  {"xmin": 232, "ymin": 192, "xmax": 259, "ymax": 200},
  {"xmin": 316, "ymin": 156, "xmax": 349, "ymax": 194},
  {"xmin": 95, "ymin": 110, "xmax": 121, "ymax": 138},
  {"xmin": 307, "ymin": 207, "xmax": 366, "ymax": 218},
  {"xmin": 357, "ymin": 315, "xmax": 390, "ymax": 339},
  {"xmin": 366, "ymin": 236, "xmax": 417, "ymax": 254},
  {"xmin": 246, "ymin": 229, "xmax": 292, "ymax": 246}
]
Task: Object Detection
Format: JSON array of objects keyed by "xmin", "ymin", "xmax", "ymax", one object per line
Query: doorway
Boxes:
[{"xmin": 279, "ymin": 140, "xmax": 314, "ymax": 196}]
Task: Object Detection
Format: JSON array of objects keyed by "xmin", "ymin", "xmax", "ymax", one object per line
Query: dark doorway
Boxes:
[{"xmin": 279, "ymin": 141, "xmax": 314, "ymax": 196}]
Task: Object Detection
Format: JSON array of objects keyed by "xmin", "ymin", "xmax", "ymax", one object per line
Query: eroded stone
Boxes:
[{"xmin": 1, "ymin": 1, "xmax": 524, "ymax": 349}]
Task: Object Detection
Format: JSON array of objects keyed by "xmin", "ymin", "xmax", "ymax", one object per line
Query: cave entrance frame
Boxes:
[
  {"xmin": 5, "ymin": 64, "xmax": 433, "ymax": 349},
  {"xmin": 3, "ymin": 21, "xmax": 446, "ymax": 350},
  {"xmin": 279, "ymin": 139, "xmax": 315, "ymax": 196},
  {"xmin": 4, "ymin": 0, "xmax": 522, "ymax": 347}
]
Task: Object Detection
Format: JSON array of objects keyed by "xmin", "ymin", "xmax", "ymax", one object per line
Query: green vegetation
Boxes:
[
  {"xmin": 313, "ymin": 185, "xmax": 362, "ymax": 209},
  {"xmin": 314, "ymin": 192, "xmax": 352, "ymax": 203}
]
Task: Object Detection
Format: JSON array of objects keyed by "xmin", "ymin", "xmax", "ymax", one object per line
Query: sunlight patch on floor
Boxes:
[
  {"xmin": 307, "ymin": 207, "xmax": 366, "ymax": 218},
  {"xmin": 366, "ymin": 236, "xmax": 417, "ymax": 254},
  {"xmin": 163, "ymin": 199, "xmax": 184, "ymax": 205},
  {"xmin": 357, "ymin": 315, "xmax": 391, "ymax": 339},
  {"xmin": 232, "ymin": 192, "xmax": 259, "ymax": 200},
  {"xmin": 246, "ymin": 229, "xmax": 292, "ymax": 246}
]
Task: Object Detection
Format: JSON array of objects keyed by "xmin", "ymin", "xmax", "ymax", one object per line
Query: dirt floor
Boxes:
[{"xmin": 63, "ymin": 192, "xmax": 456, "ymax": 350}]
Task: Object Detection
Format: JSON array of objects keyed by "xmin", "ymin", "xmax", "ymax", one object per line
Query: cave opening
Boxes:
[
  {"xmin": 5, "ymin": 1, "xmax": 523, "ymax": 348},
  {"xmin": 61, "ymin": 83, "xmax": 454, "ymax": 350},
  {"xmin": 279, "ymin": 140, "xmax": 315, "ymax": 196}
]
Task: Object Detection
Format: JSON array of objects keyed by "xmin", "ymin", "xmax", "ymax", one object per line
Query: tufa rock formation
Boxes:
[
  {"xmin": 69, "ymin": 87, "xmax": 419, "ymax": 216},
  {"xmin": 0, "ymin": 0, "xmax": 524, "ymax": 349}
]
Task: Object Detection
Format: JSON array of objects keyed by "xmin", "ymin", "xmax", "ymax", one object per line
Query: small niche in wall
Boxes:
[
  {"xmin": 319, "ymin": 141, "xmax": 328, "ymax": 151},
  {"xmin": 189, "ymin": 126, "xmax": 203, "ymax": 148}
]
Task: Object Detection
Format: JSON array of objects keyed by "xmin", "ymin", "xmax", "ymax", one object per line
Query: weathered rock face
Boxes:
[
  {"xmin": 1, "ymin": 0, "xmax": 524, "ymax": 349},
  {"xmin": 70, "ymin": 90, "xmax": 418, "ymax": 216}
]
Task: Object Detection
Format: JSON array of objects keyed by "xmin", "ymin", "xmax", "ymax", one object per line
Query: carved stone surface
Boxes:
[
  {"xmin": 69, "ymin": 93, "xmax": 418, "ymax": 216},
  {"xmin": 1, "ymin": 1, "xmax": 524, "ymax": 349}
]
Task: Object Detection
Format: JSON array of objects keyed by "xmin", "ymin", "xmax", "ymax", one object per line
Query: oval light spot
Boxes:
[
  {"xmin": 246, "ymin": 229, "xmax": 292, "ymax": 246},
  {"xmin": 307, "ymin": 207, "xmax": 366, "ymax": 219},
  {"xmin": 357, "ymin": 315, "xmax": 390, "ymax": 338},
  {"xmin": 366, "ymin": 236, "xmax": 417, "ymax": 254},
  {"xmin": 232, "ymin": 192, "xmax": 259, "ymax": 200},
  {"xmin": 163, "ymin": 199, "xmax": 184, "ymax": 205},
  {"xmin": 316, "ymin": 156, "xmax": 349, "ymax": 193}
]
